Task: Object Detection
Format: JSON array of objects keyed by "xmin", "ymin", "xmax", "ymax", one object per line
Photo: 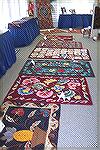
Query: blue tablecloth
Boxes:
[
  {"xmin": 0, "ymin": 52, "xmax": 6, "ymax": 78},
  {"xmin": 0, "ymin": 30, "xmax": 16, "ymax": 78},
  {"xmin": 58, "ymin": 14, "xmax": 92, "ymax": 29},
  {"xmin": 8, "ymin": 17, "xmax": 40, "ymax": 48}
]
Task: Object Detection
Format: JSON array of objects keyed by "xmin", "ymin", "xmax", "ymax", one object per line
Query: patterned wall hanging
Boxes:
[
  {"xmin": 28, "ymin": 0, "xmax": 34, "ymax": 16},
  {"xmin": 36, "ymin": 0, "xmax": 53, "ymax": 29}
]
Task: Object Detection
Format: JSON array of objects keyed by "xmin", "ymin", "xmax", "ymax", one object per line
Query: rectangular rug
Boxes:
[
  {"xmin": 40, "ymin": 28, "xmax": 69, "ymax": 35},
  {"xmin": 40, "ymin": 28, "xmax": 82, "ymax": 35},
  {"xmin": 20, "ymin": 59, "xmax": 95, "ymax": 77},
  {"xmin": 36, "ymin": 0, "xmax": 53, "ymax": 29},
  {"xmin": 46, "ymin": 35, "xmax": 73, "ymax": 41},
  {"xmin": 0, "ymin": 105, "xmax": 60, "ymax": 149},
  {"xmin": 4, "ymin": 75, "xmax": 92, "ymax": 105},
  {"xmin": 29, "ymin": 48, "xmax": 91, "ymax": 61},
  {"xmin": 36, "ymin": 39, "xmax": 83, "ymax": 49}
]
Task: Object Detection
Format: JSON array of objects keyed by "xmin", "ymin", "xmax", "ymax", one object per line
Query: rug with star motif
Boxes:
[{"xmin": 3, "ymin": 75, "xmax": 92, "ymax": 105}]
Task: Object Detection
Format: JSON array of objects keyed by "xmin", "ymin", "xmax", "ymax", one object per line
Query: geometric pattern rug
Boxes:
[
  {"xmin": 40, "ymin": 28, "xmax": 82, "ymax": 35},
  {"xmin": 46, "ymin": 35, "xmax": 74, "ymax": 41},
  {"xmin": 40, "ymin": 28, "xmax": 68, "ymax": 35},
  {"xmin": 36, "ymin": 39, "xmax": 83, "ymax": 49},
  {"xmin": 0, "ymin": 105, "xmax": 60, "ymax": 149},
  {"xmin": 19, "ymin": 60, "xmax": 95, "ymax": 77},
  {"xmin": 3, "ymin": 75, "xmax": 92, "ymax": 105},
  {"xmin": 36, "ymin": 0, "xmax": 53, "ymax": 29},
  {"xmin": 29, "ymin": 48, "xmax": 91, "ymax": 61}
]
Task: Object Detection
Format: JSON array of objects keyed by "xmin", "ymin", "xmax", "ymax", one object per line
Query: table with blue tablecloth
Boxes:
[
  {"xmin": 58, "ymin": 14, "xmax": 92, "ymax": 29},
  {"xmin": 8, "ymin": 17, "xmax": 40, "ymax": 48},
  {"xmin": 0, "ymin": 30, "xmax": 16, "ymax": 78}
]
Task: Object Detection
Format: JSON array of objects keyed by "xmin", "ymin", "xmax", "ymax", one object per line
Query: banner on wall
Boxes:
[
  {"xmin": 36, "ymin": 0, "xmax": 53, "ymax": 29},
  {"xmin": 28, "ymin": 0, "xmax": 34, "ymax": 16}
]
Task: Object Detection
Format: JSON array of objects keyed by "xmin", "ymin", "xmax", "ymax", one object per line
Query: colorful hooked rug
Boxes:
[
  {"xmin": 20, "ymin": 60, "xmax": 95, "ymax": 77},
  {"xmin": 29, "ymin": 48, "xmax": 91, "ymax": 61},
  {"xmin": 40, "ymin": 28, "xmax": 82, "ymax": 35},
  {"xmin": 0, "ymin": 105, "xmax": 60, "ymax": 149},
  {"xmin": 3, "ymin": 75, "xmax": 92, "ymax": 105},
  {"xmin": 36, "ymin": 39, "xmax": 83, "ymax": 49},
  {"xmin": 36, "ymin": 0, "xmax": 53, "ymax": 29},
  {"xmin": 40, "ymin": 28, "xmax": 68, "ymax": 35},
  {"xmin": 67, "ymin": 29, "xmax": 82, "ymax": 34},
  {"xmin": 46, "ymin": 35, "xmax": 73, "ymax": 41}
]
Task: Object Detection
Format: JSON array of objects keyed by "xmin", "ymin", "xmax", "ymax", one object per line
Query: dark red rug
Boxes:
[
  {"xmin": 36, "ymin": 39, "xmax": 83, "ymax": 49},
  {"xmin": 29, "ymin": 48, "xmax": 91, "ymax": 61},
  {"xmin": 46, "ymin": 35, "xmax": 73, "ymax": 41},
  {"xmin": 4, "ymin": 75, "xmax": 92, "ymax": 105},
  {"xmin": 36, "ymin": 0, "xmax": 53, "ymax": 29},
  {"xmin": 0, "ymin": 105, "xmax": 60, "ymax": 149},
  {"xmin": 40, "ymin": 28, "xmax": 82, "ymax": 35},
  {"xmin": 40, "ymin": 28, "xmax": 68, "ymax": 35},
  {"xmin": 19, "ymin": 60, "xmax": 95, "ymax": 77}
]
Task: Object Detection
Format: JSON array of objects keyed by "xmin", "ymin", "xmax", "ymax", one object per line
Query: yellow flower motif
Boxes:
[
  {"xmin": 74, "ymin": 95, "xmax": 81, "ymax": 100},
  {"xmin": 44, "ymin": 79, "xmax": 57, "ymax": 85},
  {"xmin": 63, "ymin": 62, "xmax": 69, "ymax": 66},
  {"xmin": 42, "ymin": 63, "xmax": 47, "ymax": 66},
  {"xmin": 13, "ymin": 130, "xmax": 33, "ymax": 142},
  {"xmin": 49, "ymin": 69, "xmax": 56, "ymax": 72},
  {"xmin": 7, "ymin": 96, "xmax": 12, "ymax": 99}
]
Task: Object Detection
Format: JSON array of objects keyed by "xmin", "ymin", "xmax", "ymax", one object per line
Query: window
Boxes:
[
  {"xmin": 0, "ymin": 0, "xmax": 28, "ymax": 30},
  {"xmin": 57, "ymin": 0, "xmax": 95, "ymax": 15}
]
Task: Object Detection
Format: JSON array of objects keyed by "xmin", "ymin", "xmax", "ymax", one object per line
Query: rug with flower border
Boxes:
[
  {"xmin": 3, "ymin": 75, "xmax": 92, "ymax": 105},
  {"xmin": 46, "ymin": 35, "xmax": 73, "ymax": 41},
  {"xmin": 36, "ymin": 0, "xmax": 53, "ymax": 29},
  {"xmin": 19, "ymin": 59, "xmax": 95, "ymax": 77},
  {"xmin": 0, "ymin": 104, "xmax": 60, "ymax": 149},
  {"xmin": 36, "ymin": 39, "xmax": 83, "ymax": 49},
  {"xmin": 28, "ymin": 47, "xmax": 91, "ymax": 61},
  {"xmin": 40, "ymin": 28, "xmax": 82, "ymax": 35}
]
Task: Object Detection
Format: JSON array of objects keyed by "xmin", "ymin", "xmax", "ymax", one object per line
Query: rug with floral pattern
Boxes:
[
  {"xmin": 29, "ymin": 48, "xmax": 91, "ymax": 61},
  {"xmin": 19, "ymin": 60, "xmax": 95, "ymax": 77},
  {"xmin": 3, "ymin": 75, "xmax": 92, "ymax": 105},
  {"xmin": 0, "ymin": 105, "xmax": 60, "ymax": 149},
  {"xmin": 46, "ymin": 35, "xmax": 73, "ymax": 41},
  {"xmin": 40, "ymin": 28, "xmax": 82, "ymax": 35},
  {"xmin": 36, "ymin": 39, "xmax": 83, "ymax": 49}
]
